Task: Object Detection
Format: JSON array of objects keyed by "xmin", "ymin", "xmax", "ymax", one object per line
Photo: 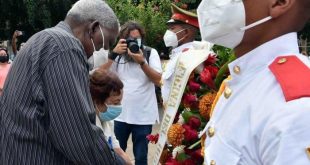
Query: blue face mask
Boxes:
[{"xmin": 99, "ymin": 104, "xmax": 122, "ymax": 121}]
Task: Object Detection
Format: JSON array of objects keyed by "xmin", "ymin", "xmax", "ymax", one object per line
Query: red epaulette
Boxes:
[
  {"xmin": 269, "ymin": 55, "xmax": 310, "ymax": 102},
  {"xmin": 182, "ymin": 48, "xmax": 189, "ymax": 52}
]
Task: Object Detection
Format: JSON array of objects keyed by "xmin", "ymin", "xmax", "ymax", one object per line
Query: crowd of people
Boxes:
[{"xmin": 0, "ymin": 0, "xmax": 310, "ymax": 164}]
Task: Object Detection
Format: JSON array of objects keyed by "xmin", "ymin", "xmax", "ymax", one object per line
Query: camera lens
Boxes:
[
  {"xmin": 126, "ymin": 38, "xmax": 140, "ymax": 53},
  {"xmin": 128, "ymin": 43, "xmax": 139, "ymax": 53}
]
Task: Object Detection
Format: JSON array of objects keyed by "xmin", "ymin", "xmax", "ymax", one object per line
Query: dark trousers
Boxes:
[{"xmin": 114, "ymin": 121, "xmax": 152, "ymax": 165}]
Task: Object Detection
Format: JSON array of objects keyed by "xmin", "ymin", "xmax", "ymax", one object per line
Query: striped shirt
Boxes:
[{"xmin": 0, "ymin": 22, "xmax": 123, "ymax": 165}]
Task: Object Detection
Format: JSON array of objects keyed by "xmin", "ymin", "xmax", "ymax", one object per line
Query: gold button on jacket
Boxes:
[
  {"xmin": 224, "ymin": 87, "xmax": 232, "ymax": 99},
  {"xmin": 233, "ymin": 66, "xmax": 241, "ymax": 74},
  {"xmin": 208, "ymin": 127, "xmax": 215, "ymax": 137},
  {"xmin": 210, "ymin": 160, "xmax": 216, "ymax": 165}
]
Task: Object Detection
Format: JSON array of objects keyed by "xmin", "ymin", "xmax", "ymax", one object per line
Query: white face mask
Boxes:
[
  {"xmin": 89, "ymin": 25, "xmax": 106, "ymax": 70},
  {"xmin": 137, "ymin": 38, "xmax": 142, "ymax": 47},
  {"xmin": 163, "ymin": 29, "xmax": 186, "ymax": 48},
  {"xmin": 90, "ymin": 48, "xmax": 109, "ymax": 70},
  {"xmin": 197, "ymin": 0, "xmax": 272, "ymax": 48}
]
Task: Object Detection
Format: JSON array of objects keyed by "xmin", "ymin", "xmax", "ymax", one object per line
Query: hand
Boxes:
[
  {"xmin": 114, "ymin": 148, "xmax": 133, "ymax": 165},
  {"xmin": 13, "ymin": 30, "xmax": 22, "ymax": 37},
  {"xmin": 127, "ymin": 48, "xmax": 145, "ymax": 64},
  {"xmin": 112, "ymin": 39, "xmax": 127, "ymax": 54}
]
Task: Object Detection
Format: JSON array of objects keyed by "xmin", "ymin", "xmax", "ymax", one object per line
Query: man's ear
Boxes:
[
  {"xmin": 269, "ymin": 0, "xmax": 295, "ymax": 18},
  {"xmin": 88, "ymin": 21, "xmax": 100, "ymax": 39}
]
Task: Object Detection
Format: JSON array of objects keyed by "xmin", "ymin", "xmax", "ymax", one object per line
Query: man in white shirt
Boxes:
[
  {"xmin": 197, "ymin": 0, "xmax": 310, "ymax": 164},
  {"xmin": 161, "ymin": 4, "xmax": 199, "ymax": 105},
  {"xmin": 100, "ymin": 21, "xmax": 162, "ymax": 165}
]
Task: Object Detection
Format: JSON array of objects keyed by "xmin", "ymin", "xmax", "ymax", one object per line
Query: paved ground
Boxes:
[
  {"xmin": 125, "ymin": 108, "xmax": 163, "ymax": 165},
  {"xmin": 125, "ymin": 123, "xmax": 160, "ymax": 165}
]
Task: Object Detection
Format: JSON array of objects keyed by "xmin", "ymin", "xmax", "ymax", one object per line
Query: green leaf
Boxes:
[
  {"xmin": 176, "ymin": 152, "xmax": 189, "ymax": 162},
  {"xmin": 214, "ymin": 54, "xmax": 236, "ymax": 89},
  {"xmin": 182, "ymin": 110, "xmax": 194, "ymax": 123}
]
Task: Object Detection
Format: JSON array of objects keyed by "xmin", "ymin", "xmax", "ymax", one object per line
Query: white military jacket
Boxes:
[
  {"xmin": 161, "ymin": 42, "xmax": 194, "ymax": 104},
  {"xmin": 203, "ymin": 33, "xmax": 310, "ymax": 165}
]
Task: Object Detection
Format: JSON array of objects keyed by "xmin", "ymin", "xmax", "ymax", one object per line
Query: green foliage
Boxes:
[
  {"xmin": 25, "ymin": 0, "xmax": 52, "ymax": 32},
  {"xmin": 298, "ymin": 22, "xmax": 310, "ymax": 40},
  {"xmin": 212, "ymin": 45, "xmax": 236, "ymax": 89},
  {"xmin": 0, "ymin": 0, "xmax": 76, "ymax": 41},
  {"xmin": 172, "ymin": 0, "xmax": 201, "ymax": 10}
]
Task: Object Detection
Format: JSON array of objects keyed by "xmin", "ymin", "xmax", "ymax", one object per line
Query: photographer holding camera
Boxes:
[{"xmin": 100, "ymin": 21, "xmax": 162, "ymax": 165}]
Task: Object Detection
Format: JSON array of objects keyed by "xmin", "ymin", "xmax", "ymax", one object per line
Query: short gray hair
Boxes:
[{"xmin": 67, "ymin": 0, "xmax": 119, "ymax": 29}]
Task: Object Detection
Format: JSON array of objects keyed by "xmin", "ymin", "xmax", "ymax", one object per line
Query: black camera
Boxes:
[{"xmin": 126, "ymin": 37, "xmax": 140, "ymax": 53}]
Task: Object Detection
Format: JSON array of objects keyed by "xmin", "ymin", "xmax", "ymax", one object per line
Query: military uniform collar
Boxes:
[
  {"xmin": 228, "ymin": 32, "xmax": 299, "ymax": 81},
  {"xmin": 170, "ymin": 42, "xmax": 194, "ymax": 58}
]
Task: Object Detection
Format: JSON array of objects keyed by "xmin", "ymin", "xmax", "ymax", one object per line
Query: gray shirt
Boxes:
[{"xmin": 0, "ymin": 22, "xmax": 122, "ymax": 165}]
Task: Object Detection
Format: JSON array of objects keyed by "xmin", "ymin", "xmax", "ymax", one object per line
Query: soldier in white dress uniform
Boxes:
[
  {"xmin": 197, "ymin": 0, "xmax": 310, "ymax": 164},
  {"xmin": 161, "ymin": 4, "xmax": 200, "ymax": 105}
]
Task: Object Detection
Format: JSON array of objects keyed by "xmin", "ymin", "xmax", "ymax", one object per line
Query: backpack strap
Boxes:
[{"xmin": 143, "ymin": 46, "xmax": 152, "ymax": 64}]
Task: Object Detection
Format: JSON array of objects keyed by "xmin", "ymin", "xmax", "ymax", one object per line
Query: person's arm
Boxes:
[
  {"xmin": 42, "ymin": 48, "xmax": 123, "ymax": 164},
  {"xmin": 128, "ymin": 49, "xmax": 162, "ymax": 86},
  {"xmin": 99, "ymin": 39, "xmax": 127, "ymax": 70},
  {"xmin": 114, "ymin": 148, "xmax": 132, "ymax": 165},
  {"xmin": 12, "ymin": 30, "xmax": 20, "ymax": 55},
  {"xmin": 109, "ymin": 121, "xmax": 132, "ymax": 165},
  {"xmin": 260, "ymin": 101, "xmax": 310, "ymax": 164}
]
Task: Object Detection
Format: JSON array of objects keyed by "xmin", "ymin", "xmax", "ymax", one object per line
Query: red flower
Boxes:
[
  {"xmin": 186, "ymin": 149, "xmax": 204, "ymax": 164},
  {"xmin": 165, "ymin": 158, "xmax": 181, "ymax": 165},
  {"xmin": 182, "ymin": 93, "xmax": 198, "ymax": 109},
  {"xmin": 200, "ymin": 66, "xmax": 218, "ymax": 89},
  {"xmin": 188, "ymin": 80, "xmax": 201, "ymax": 93},
  {"xmin": 183, "ymin": 159, "xmax": 196, "ymax": 165},
  {"xmin": 188, "ymin": 116, "xmax": 201, "ymax": 129},
  {"xmin": 204, "ymin": 54, "xmax": 217, "ymax": 66},
  {"xmin": 146, "ymin": 133, "xmax": 159, "ymax": 144},
  {"xmin": 182, "ymin": 124, "xmax": 198, "ymax": 142},
  {"xmin": 208, "ymin": 66, "xmax": 219, "ymax": 78}
]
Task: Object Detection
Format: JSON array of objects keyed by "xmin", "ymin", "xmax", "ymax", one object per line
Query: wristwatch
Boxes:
[{"xmin": 139, "ymin": 61, "xmax": 146, "ymax": 66}]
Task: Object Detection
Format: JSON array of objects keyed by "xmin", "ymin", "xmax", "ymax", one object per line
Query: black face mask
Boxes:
[{"xmin": 0, "ymin": 55, "xmax": 9, "ymax": 63}]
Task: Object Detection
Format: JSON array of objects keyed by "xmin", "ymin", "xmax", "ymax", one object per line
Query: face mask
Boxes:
[
  {"xmin": 94, "ymin": 48, "xmax": 109, "ymax": 69},
  {"xmin": 163, "ymin": 29, "xmax": 186, "ymax": 48},
  {"xmin": 99, "ymin": 104, "xmax": 123, "ymax": 121},
  {"xmin": 89, "ymin": 25, "xmax": 106, "ymax": 70},
  {"xmin": 0, "ymin": 55, "xmax": 9, "ymax": 63},
  {"xmin": 197, "ymin": 0, "xmax": 272, "ymax": 48},
  {"xmin": 137, "ymin": 38, "xmax": 142, "ymax": 47}
]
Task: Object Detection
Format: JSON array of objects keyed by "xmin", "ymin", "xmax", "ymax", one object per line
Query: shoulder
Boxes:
[
  {"xmin": 46, "ymin": 28, "xmax": 82, "ymax": 49},
  {"xmin": 144, "ymin": 46, "xmax": 158, "ymax": 55},
  {"xmin": 269, "ymin": 55, "xmax": 310, "ymax": 102},
  {"xmin": 28, "ymin": 26, "xmax": 82, "ymax": 54}
]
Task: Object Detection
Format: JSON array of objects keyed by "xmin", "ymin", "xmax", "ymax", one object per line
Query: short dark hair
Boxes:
[
  {"xmin": 90, "ymin": 69, "xmax": 123, "ymax": 103},
  {"xmin": 119, "ymin": 21, "xmax": 146, "ymax": 39}
]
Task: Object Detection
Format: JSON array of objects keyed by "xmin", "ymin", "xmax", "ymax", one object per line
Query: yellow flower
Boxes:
[
  {"xmin": 199, "ymin": 92, "xmax": 217, "ymax": 120},
  {"xmin": 167, "ymin": 124, "xmax": 185, "ymax": 147}
]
